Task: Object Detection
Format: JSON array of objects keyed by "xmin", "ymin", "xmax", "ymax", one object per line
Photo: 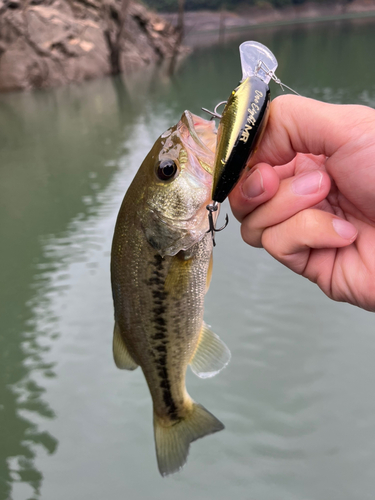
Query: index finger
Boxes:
[{"xmin": 249, "ymin": 95, "xmax": 363, "ymax": 168}]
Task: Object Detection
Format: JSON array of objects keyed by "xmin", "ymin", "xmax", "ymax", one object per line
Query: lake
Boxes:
[{"xmin": 1, "ymin": 16, "xmax": 375, "ymax": 500}]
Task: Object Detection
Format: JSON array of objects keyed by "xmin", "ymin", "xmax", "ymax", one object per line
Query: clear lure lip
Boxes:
[{"xmin": 239, "ymin": 41, "xmax": 278, "ymax": 83}]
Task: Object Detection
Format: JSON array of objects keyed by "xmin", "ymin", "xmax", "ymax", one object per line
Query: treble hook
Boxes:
[
  {"xmin": 201, "ymin": 101, "xmax": 227, "ymax": 120},
  {"xmin": 206, "ymin": 201, "xmax": 229, "ymax": 247}
]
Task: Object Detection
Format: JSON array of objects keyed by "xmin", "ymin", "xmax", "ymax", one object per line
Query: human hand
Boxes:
[{"xmin": 229, "ymin": 95, "xmax": 375, "ymax": 311}]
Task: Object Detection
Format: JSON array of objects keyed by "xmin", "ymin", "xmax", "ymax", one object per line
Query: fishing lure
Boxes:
[{"xmin": 203, "ymin": 41, "xmax": 298, "ymax": 245}]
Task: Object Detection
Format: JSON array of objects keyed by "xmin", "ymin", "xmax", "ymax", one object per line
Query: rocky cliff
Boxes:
[{"xmin": 0, "ymin": 0, "xmax": 180, "ymax": 91}]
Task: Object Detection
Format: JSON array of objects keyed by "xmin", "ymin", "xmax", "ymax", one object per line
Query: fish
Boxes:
[{"xmin": 110, "ymin": 110, "xmax": 231, "ymax": 477}]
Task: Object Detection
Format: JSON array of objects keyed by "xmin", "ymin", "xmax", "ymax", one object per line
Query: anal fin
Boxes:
[
  {"xmin": 113, "ymin": 322, "xmax": 138, "ymax": 370},
  {"xmin": 189, "ymin": 322, "xmax": 231, "ymax": 379}
]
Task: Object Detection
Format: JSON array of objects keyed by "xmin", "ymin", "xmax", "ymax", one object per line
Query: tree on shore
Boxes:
[
  {"xmin": 169, "ymin": 0, "xmax": 184, "ymax": 74},
  {"xmin": 103, "ymin": 0, "xmax": 131, "ymax": 75}
]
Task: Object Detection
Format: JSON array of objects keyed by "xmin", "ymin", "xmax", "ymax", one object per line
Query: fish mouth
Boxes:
[{"xmin": 180, "ymin": 111, "xmax": 217, "ymax": 175}]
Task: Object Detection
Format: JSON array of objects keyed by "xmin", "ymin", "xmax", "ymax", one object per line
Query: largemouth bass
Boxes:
[{"xmin": 111, "ymin": 111, "xmax": 230, "ymax": 477}]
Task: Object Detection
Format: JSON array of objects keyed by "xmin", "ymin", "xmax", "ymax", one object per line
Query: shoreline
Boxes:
[
  {"xmin": 162, "ymin": 1, "xmax": 375, "ymax": 46},
  {"xmin": 2, "ymin": 0, "xmax": 375, "ymax": 92}
]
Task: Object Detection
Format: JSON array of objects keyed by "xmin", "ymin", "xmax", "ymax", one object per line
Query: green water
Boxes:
[{"xmin": 1, "ymin": 18, "xmax": 375, "ymax": 500}]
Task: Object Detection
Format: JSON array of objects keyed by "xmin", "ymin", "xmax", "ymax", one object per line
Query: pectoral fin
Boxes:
[
  {"xmin": 189, "ymin": 322, "xmax": 231, "ymax": 378},
  {"xmin": 113, "ymin": 322, "xmax": 138, "ymax": 370}
]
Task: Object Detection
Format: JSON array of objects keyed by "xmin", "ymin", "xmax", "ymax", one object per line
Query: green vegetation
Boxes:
[{"xmin": 143, "ymin": 0, "xmax": 346, "ymax": 12}]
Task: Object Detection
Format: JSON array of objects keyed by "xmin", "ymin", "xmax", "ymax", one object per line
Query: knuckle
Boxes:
[
  {"xmin": 261, "ymin": 227, "xmax": 275, "ymax": 253},
  {"xmin": 240, "ymin": 218, "xmax": 263, "ymax": 248},
  {"xmin": 262, "ymin": 224, "xmax": 309, "ymax": 274},
  {"xmin": 261, "ymin": 225, "xmax": 287, "ymax": 257},
  {"xmin": 295, "ymin": 209, "xmax": 321, "ymax": 233},
  {"xmin": 271, "ymin": 94, "xmax": 294, "ymax": 119}
]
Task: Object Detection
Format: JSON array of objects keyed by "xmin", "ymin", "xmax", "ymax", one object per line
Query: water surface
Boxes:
[{"xmin": 1, "ymin": 18, "xmax": 375, "ymax": 500}]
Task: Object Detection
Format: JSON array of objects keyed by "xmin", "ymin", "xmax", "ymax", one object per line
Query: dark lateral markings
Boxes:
[{"xmin": 148, "ymin": 253, "xmax": 179, "ymax": 421}]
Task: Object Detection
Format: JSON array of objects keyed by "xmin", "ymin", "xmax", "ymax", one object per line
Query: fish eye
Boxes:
[{"xmin": 156, "ymin": 160, "xmax": 178, "ymax": 181}]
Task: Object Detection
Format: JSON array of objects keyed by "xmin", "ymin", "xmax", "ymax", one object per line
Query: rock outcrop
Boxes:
[{"xmin": 0, "ymin": 0, "xmax": 180, "ymax": 91}]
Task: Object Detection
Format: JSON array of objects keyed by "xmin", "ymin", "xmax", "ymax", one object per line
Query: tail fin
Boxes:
[{"xmin": 154, "ymin": 402, "xmax": 224, "ymax": 477}]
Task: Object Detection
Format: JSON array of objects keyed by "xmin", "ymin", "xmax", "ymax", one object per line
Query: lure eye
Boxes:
[{"xmin": 156, "ymin": 160, "xmax": 178, "ymax": 181}]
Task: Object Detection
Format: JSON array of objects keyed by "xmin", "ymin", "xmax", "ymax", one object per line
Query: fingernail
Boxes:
[
  {"xmin": 242, "ymin": 170, "xmax": 264, "ymax": 199},
  {"xmin": 292, "ymin": 171, "xmax": 323, "ymax": 195},
  {"xmin": 332, "ymin": 218, "xmax": 358, "ymax": 241}
]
